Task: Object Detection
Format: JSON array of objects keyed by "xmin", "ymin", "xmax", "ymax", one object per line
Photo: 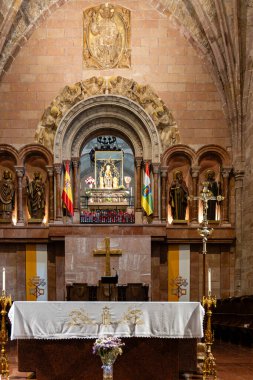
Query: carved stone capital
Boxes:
[
  {"xmin": 54, "ymin": 163, "xmax": 62, "ymax": 175},
  {"xmin": 191, "ymin": 166, "xmax": 200, "ymax": 178},
  {"xmin": 160, "ymin": 166, "xmax": 168, "ymax": 178},
  {"xmin": 72, "ymin": 157, "xmax": 80, "ymax": 168},
  {"xmin": 221, "ymin": 167, "xmax": 232, "ymax": 178},
  {"xmin": 14, "ymin": 166, "xmax": 24, "ymax": 178},
  {"xmin": 152, "ymin": 163, "xmax": 160, "ymax": 174},
  {"xmin": 234, "ymin": 169, "xmax": 244, "ymax": 181},
  {"xmin": 135, "ymin": 157, "xmax": 142, "ymax": 168},
  {"xmin": 45, "ymin": 165, "xmax": 54, "ymax": 177}
]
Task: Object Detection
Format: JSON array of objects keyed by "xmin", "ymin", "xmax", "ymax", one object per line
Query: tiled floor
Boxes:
[{"xmin": 5, "ymin": 340, "xmax": 253, "ymax": 379}]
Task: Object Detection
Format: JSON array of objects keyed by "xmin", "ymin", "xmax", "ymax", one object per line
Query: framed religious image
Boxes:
[{"xmin": 95, "ymin": 151, "xmax": 123, "ymax": 190}]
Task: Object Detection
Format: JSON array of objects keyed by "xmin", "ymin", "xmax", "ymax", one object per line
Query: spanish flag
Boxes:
[
  {"xmin": 62, "ymin": 161, "xmax": 74, "ymax": 216},
  {"xmin": 141, "ymin": 162, "xmax": 153, "ymax": 216}
]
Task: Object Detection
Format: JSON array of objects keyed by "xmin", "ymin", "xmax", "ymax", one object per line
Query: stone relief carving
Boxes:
[
  {"xmin": 35, "ymin": 76, "xmax": 180, "ymax": 152},
  {"xmin": 83, "ymin": 3, "xmax": 131, "ymax": 69}
]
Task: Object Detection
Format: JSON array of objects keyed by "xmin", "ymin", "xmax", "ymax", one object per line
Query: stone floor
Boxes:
[{"xmin": 4, "ymin": 340, "xmax": 253, "ymax": 379}]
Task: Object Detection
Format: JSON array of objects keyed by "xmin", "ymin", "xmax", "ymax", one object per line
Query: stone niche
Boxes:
[{"xmin": 65, "ymin": 235, "xmax": 151, "ymax": 288}]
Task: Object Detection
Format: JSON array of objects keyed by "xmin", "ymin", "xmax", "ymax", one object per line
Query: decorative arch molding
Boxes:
[
  {"xmin": 35, "ymin": 76, "xmax": 178, "ymax": 157},
  {"xmin": 161, "ymin": 144, "xmax": 196, "ymax": 166},
  {"xmin": 0, "ymin": 144, "xmax": 19, "ymax": 164},
  {"xmin": 196, "ymin": 145, "xmax": 231, "ymax": 167},
  {"xmin": 18, "ymin": 144, "xmax": 53, "ymax": 166},
  {"xmin": 54, "ymin": 95, "xmax": 161, "ymax": 164}
]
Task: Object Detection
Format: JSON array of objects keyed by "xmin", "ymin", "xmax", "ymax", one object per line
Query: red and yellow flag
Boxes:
[{"xmin": 62, "ymin": 161, "xmax": 74, "ymax": 216}]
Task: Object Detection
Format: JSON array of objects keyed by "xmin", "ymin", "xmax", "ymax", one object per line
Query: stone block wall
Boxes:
[{"xmin": 0, "ymin": 0, "xmax": 230, "ymax": 150}]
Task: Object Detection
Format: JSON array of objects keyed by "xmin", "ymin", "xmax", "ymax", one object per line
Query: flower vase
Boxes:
[{"xmin": 102, "ymin": 362, "xmax": 113, "ymax": 380}]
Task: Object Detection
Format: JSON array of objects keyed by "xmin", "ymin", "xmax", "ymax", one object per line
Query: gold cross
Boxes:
[{"xmin": 93, "ymin": 237, "xmax": 122, "ymax": 276}]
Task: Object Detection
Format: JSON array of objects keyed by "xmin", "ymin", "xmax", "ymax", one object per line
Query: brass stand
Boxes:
[
  {"xmin": 0, "ymin": 291, "xmax": 11, "ymax": 378},
  {"xmin": 202, "ymin": 295, "xmax": 217, "ymax": 380}
]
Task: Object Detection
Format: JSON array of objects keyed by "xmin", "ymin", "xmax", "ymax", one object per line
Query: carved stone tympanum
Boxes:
[
  {"xmin": 35, "ymin": 77, "xmax": 180, "ymax": 153},
  {"xmin": 83, "ymin": 3, "xmax": 131, "ymax": 69}
]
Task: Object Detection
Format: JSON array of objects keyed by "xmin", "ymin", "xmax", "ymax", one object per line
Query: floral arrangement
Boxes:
[
  {"xmin": 92, "ymin": 336, "xmax": 124, "ymax": 358},
  {"xmin": 85, "ymin": 176, "xmax": 95, "ymax": 185}
]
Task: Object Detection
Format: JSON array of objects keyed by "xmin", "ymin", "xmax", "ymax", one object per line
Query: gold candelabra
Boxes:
[
  {"xmin": 202, "ymin": 295, "xmax": 217, "ymax": 380},
  {"xmin": 0, "ymin": 290, "xmax": 11, "ymax": 378}
]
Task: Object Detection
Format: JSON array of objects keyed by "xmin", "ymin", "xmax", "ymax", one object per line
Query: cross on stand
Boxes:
[
  {"xmin": 189, "ymin": 181, "xmax": 224, "ymax": 296},
  {"xmin": 93, "ymin": 237, "xmax": 122, "ymax": 277}
]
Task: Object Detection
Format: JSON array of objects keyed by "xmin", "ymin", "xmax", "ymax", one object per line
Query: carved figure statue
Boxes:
[
  {"xmin": 169, "ymin": 170, "xmax": 189, "ymax": 221},
  {"xmin": 104, "ymin": 164, "xmax": 113, "ymax": 188},
  {"xmin": 0, "ymin": 170, "xmax": 15, "ymax": 220},
  {"xmin": 159, "ymin": 124, "xmax": 180, "ymax": 149},
  {"xmin": 26, "ymin": 172, "xmax": 46, "ymax": 220},
  {"xmin": 205, "ymin": 170, "xmax": 220, "ymax": 220}
]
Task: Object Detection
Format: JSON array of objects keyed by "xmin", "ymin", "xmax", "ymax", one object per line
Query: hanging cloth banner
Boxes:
[
  {"xmin": 168, "ymin": 244, "xmax": 190, "ymax": 301},
  {"xmin": 62, "ymin": 160, "xmax": 74, "ymax": 216},
  {"xmin": 26, "ymin": 244, "xmax": 48, "ymax": 301},
  {"xmin": 141, "ymin": 162, "xmax": 153, "ymax": 216}
]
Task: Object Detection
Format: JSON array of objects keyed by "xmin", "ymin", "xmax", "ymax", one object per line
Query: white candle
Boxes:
[
  {"xmin": 2, "ymin": 267, "xmax": 5, "ymax": 292},
  {"xmin": 208, "ymin": 268, "xmax": 211, "ymax": 295}
]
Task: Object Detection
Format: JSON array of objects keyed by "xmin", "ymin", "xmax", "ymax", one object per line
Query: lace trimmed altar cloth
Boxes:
[{"xmin": 9, "ymin": 301, "xmax": 204, "ymax": 340}]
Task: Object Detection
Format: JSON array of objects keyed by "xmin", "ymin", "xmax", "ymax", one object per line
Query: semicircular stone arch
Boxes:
[{"xmin": 54, "ymin": 95, "xmax": 162, "ymax": 164}]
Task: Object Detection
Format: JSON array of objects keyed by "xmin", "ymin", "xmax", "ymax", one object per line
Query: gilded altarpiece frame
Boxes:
[{"xmin": 83, "ymin": 3, "xmax": 131, "ymax": 69}]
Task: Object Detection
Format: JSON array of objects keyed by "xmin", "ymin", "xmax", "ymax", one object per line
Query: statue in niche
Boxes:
[
  {"xmin": 26, "ymin": 172, "xmax": 46, "ymax": 220},
  {"xmin": 0, "ymin": 170, "xmax": 15, "ymax": 221},
  {"xmin": 99, "ymin": 161, "xmax": 119, "ymax": 189},
  {"xmin": 205, "ymin": 169, "xmax": 220, "ymax": 221},
  {"xmin": 169, "ymin": 170, "xmax": 189, "ymax": 221}
]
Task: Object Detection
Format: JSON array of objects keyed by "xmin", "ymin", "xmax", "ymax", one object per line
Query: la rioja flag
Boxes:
[
  {"xmin": 62, "ymin": 161, "xmax": 74, "ymax": 216},
  {"xmin": 141, "ymin": 162, "xmax": 153, "ymax": 216}
]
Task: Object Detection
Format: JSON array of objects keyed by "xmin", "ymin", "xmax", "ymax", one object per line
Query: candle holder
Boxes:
[
  {"xmin": 202, "ymin": 295, "xmax": 217, "ymax": 380},
  {"xmin": 0, "ymin": 290, "xmax": 12, "ymax": 378}
]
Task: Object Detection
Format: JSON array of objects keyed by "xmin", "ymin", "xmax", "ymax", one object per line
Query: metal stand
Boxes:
[
  {"xmin": 0, "ymin": 291, "xmax": 11, "ymax": 378},
  {"xmin": 202, "ymin": 295, "xmax": 217, "ymax": 380}
]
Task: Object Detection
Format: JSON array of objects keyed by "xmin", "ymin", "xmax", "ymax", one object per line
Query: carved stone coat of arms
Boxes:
[{"xmin": 83, "ymin": 3, "xmax": 131, "ymax": 69}]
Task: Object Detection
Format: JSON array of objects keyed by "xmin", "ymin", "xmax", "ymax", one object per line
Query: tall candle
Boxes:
[
  {"xmin": 208, "ymin": 268, "xmax": 211, "ymax": 296},
  {"xmin": 2, "ymin": 267, "xmax": 5, "ymax": 292}
]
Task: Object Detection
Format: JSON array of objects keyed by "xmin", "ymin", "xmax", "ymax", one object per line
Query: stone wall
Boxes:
[{"xmin": 0, "ymin": 0, "xmax": 230, "ymax": 150}]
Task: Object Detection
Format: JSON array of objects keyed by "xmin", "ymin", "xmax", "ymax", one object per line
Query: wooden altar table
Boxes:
[{"xmin": 9, "ymin": 301, "xmax": 204, "ymax": 380}]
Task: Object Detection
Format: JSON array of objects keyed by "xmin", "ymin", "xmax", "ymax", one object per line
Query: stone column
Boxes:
[
  {"xmin": 54, "ymin": 163, "xmax": 62, "ymax": 222},
  {"xmin": 135, "ymin": 157, "xmax": 142, "ymax": 211},
  {"xmin": 234, "ymin": 169, "xmax": 244, "ymax": 296},
  {"xmin": 160, "ymin": 167, "xmax": 168, "ymax": 223},
  {"xmin": 46, "ymin": 166, "xmax": 54, "ymax": 223},
  {"xmin": 221, "ymin": 167, "xmax": 231, "ymax": 224},
  {"xmin": 190, "ymin": 166, "xmax": 200, "ymax": 223},
  {"xmin": 72, "ymin": 157, "xmax": 80, "ymax": 223},
  {"xmin": 14, "ymin": 166, "xmax": 24, "ymax": 225},
  {"xmin": 152, "ymin": 163, "xmax": 160, "ymax": 221}
]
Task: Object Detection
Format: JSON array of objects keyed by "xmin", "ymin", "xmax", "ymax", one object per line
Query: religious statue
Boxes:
[
  {"xmin": 26, "ymin": 172, "xmax": 46, "ymax": 220},
  {"xmin": 0, "ymin": 170, "xmax": 15, "ymax": 221},
  {"xmin": 205, "ymin": 170, "xmax": 220, "ymax": 220},
  {"xmin": 99, "ymin": 161, "xmax": 119, "ymax": 189},
  {"xmin": 169, "ymin": 170, "xmax": 189, "ymax": 221}
]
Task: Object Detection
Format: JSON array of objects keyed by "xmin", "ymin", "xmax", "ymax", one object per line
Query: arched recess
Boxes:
[
  {"xmin": 196, "ymin": 145, "xmax": 231, "ymax": 167},
  {"xmin": 0, "ymin": 144, "xmax": 19, "ymax": 164},
  {"xmin": 18, "ymin": 144, "xmax": 53, "ymax": 166},
  {"xmin": 54, "ymin": 95, "xmax": 162, "ymax": 164},
  {"xmin": 161, "ymin": 144, "xmax": 196, "ymax": 167}
]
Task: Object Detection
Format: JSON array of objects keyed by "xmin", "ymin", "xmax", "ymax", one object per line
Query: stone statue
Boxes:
[
  {"xmin": 0, "ymin": 170, "xmax": 15, "ymax": 221},
  {"xmin": 169, "ymin": 170, "xmax": 189, "ymax": 221},
  {"xmin": 26, "ymin": 172, "xmax": 46, "ymax": 220},
  {"xmin": 205, "ymin": 170, "xmax": 220, "ymax": 220}
]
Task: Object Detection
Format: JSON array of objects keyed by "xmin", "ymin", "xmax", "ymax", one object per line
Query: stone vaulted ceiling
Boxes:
[{"xmin": 1, "ymin": 0, "xmax": 253, "ymax": 167}]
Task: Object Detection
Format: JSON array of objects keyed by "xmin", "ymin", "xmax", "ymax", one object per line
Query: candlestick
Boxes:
[
  {"xmin": 2, "ymin": 267, "xmax": 5, "ymax": 293},
  {"xmin": 208, "ymin": 268, "xmax": 211, "ymax": 296}
]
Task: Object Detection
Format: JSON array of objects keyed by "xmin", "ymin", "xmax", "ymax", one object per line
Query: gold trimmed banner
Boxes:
[
  {"xmin": 168, "ymin": 244, "xmax": 190, "ymax": 301},
  {"xmin": 26, "ymin": 244, "xmax": 48, "ymax": 301}
]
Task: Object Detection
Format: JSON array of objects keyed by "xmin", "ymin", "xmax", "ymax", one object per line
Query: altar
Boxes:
[{"xmin": 9, "ymin": 301, "xmax": 204, "ymax": 380}]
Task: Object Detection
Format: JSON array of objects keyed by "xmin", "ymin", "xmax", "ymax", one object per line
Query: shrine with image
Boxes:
[{"xmin": 80, "ymin": 136, "xmax": 135, "ymax": 224}]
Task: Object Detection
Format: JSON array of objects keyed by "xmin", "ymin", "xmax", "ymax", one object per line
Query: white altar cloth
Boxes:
[{"xmin": 9, "ymin": 301, "xmax": 204, "ymax": 340}]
